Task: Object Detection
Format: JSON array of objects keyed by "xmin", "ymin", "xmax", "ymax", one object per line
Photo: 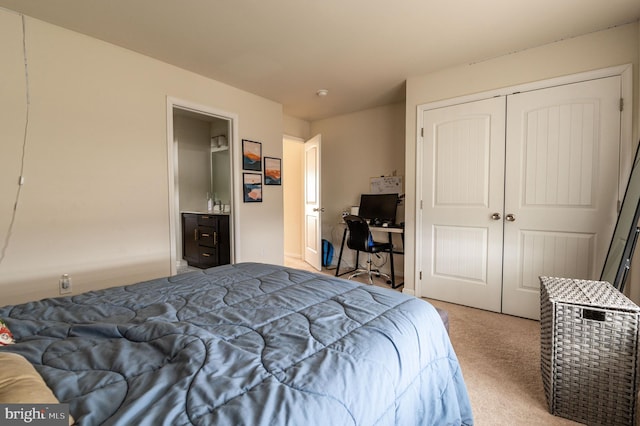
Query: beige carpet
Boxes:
[
  {"xmin": 284, "ymin": 257, "xmax": 581, "ymax": 425},
  {"xmin": 427, "ymin": 299, "xmax": 580, "ymax": 425}
]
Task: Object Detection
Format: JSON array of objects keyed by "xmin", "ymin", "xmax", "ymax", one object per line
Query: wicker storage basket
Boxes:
[{"xmin": 540, "ymin": 277, "xmax": 640, "ymax": 425}]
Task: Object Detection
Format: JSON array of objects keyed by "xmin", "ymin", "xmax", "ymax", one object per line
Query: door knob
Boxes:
[
  {"xmin": 506, "ymin": 214, "xmax": 516, "ymax": 222},
  {"xmin": 313, "ymin": 207, "xmax": 325, "ymax": 212},
  {"xmin": 491, "ymin": 213, "xmax": 501, "ymax": 220}
]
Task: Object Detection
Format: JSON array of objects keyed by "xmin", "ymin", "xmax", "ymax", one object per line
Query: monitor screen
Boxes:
[{"xmin": 358, "ymin": 193, "xmax": 399, "ymax": 223}]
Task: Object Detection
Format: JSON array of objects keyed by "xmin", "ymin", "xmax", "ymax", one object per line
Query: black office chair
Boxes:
[{"xmin": 343, "ymin": 215, "xmax": 394, "ymax": 285}]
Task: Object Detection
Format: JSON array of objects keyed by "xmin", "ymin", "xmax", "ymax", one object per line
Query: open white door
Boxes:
[{"xmin": 304, "ymin": 134, "xmax": 322, "ymax": 270}]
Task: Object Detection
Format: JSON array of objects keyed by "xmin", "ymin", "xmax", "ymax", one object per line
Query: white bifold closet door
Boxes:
[
  {"xmin": 502, "ymin": 77, "xmax": 621, "ymax": 318},
  {"xmin": 421, "ymin": 97, "xmax": 506, "ymax": 314},
  {"xmin": 421, "ymin": 76, "xmax": 621, "ymax": 319}
]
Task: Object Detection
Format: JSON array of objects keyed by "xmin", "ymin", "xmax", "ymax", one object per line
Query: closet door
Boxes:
[
  {"xmin": 502, "ymin": 76, "xmax": 621, "ymax": 319},
  {"xmin": 420, "ymin": 97, "xmax": 506, "ymax": 313}
]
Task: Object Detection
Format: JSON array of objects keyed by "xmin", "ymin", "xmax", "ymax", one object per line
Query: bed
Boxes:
[{"xmin": 0, "ymin": 262, "xmax": 473, "ymax": 425}]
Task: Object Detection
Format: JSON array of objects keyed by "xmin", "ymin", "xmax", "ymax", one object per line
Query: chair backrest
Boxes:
[{"xmin": 344, "ymin": 215, "xmax": 372, "ymax": 252}]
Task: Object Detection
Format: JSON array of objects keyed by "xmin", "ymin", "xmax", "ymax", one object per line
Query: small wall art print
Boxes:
[
  {"xmin": 243, "ymin": 173, "xmax": 263, "ymax": 202},
  {"xmin": 242, "ymin": 139, "xmax": 262, "ymax": 171},
  {"xmin": 264, "ymin": 157, "xmax": 281, "ymax": 185}
]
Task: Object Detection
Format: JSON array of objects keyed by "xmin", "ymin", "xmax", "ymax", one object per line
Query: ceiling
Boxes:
[{"xmin": 1, "ymin": 1, "xmax": 639, "ymax": 122}]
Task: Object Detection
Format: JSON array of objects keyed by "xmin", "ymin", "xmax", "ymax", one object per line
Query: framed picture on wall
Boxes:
[
  {"xmin": 242, "ymin": 139, "xmax": 262, "ymax": 171},
  {"xmin": 264, "ymin": 157, "xmax": 281, "ymax": 185},
  {"xmin": 243, "ymin": 173, "xmax": 263, "ymax": 202}
]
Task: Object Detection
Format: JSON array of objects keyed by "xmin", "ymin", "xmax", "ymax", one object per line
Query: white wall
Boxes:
[
  {"xmin": 0, "ymin": 10, "xmax": 284, "ymax": 305},
  {"xmin": 283, "ymin": 137, "xmax": 304, "ymax": 258},
  {"xmin": 175, "ymin": 115, "xmax": 211, "ymax": 212},
  {"xmin": 282, "ymin": 116, "xmax": 309, "ymax": 260},
  {"xmin": 311, "ymin": 103, "xmax": 405, "ymax": 274},
  {"xmin": 210, "ymin": 119, "xmax": 231, "ymax": 205},
  {"xmin": 404, "ymin": 22, "xmax": 640, "ymax": 297},
  {"xmin": 283, "ymin": 115, "xmax": 310, "ymax": 141},
  {"xmin": 211, "ymin": 149, "xmax": 231, "ymax": 207}
]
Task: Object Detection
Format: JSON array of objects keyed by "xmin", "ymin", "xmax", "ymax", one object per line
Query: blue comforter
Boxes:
[{"xmin": 0, "ymin": 263, "xmax": 473, "ymax": 425}]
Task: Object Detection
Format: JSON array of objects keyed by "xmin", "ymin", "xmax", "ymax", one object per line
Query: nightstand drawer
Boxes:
[
  {"xmin": 198, "ymin": 215, "xmax": 217, "ymax": 228},
  {"xmin": 199, "ymin": 249, "xmax": 217, "ymax": 265},
  {"xmin": 198, "ymin": 227, "xmax": 217, "ymax": 248}
]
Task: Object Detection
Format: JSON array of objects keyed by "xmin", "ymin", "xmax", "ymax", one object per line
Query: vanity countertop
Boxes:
[{"xmin": 181, "ymin": 210, "xmax": 230, "ymax": 215}]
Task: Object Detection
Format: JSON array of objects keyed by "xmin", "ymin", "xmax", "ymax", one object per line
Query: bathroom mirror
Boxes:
[{"xmin": 601, "ymin": 141, "xmax": 640, "ymax": 292}]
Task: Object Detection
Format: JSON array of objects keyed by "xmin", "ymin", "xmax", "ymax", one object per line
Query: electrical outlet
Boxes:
[{"xmin": 59, "ymin": 274, "xmax": 72, "ymax": 295}]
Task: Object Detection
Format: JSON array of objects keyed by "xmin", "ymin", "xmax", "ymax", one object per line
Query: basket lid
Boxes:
[{"xmin": 540, "ymin": 276, "xmax": 640, "ymax": 312}]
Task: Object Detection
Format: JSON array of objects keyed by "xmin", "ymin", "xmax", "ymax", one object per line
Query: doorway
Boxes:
[
  {"xmin": 283, "ymin": 134, "xmax": 323, "ymax": 271},
  {"xmin": 166, "ymin": 97, "xmax": 238, "ymax": 275},
  {"xmin": 283, "ymin": 136, "xmax": 304, "ymax": 262}
]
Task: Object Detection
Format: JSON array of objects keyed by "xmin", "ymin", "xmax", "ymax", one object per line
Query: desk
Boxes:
[{"xmin": 335, "ymin": 224, "xmax": 404, "ymax": 288}]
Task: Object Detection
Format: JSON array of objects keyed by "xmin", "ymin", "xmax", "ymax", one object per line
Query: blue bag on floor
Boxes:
[{"xmin": 322, "ymin": 239, "xmax": 334, "ymax": 267}]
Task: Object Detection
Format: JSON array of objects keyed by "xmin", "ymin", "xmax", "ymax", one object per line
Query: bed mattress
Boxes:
[{"xmin": 0, "ymin": 262, "xmax": 473, "ymax": 425}]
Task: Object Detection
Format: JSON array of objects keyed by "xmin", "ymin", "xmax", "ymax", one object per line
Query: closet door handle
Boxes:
[
  {"xmin": 506, "ymin": 214, "xmax": 516, "ymax": 222},
  {"xmin": 491, "ymin": 213, "xmax": 501, "ymax": 220},
  {"xmin": 194, "ymin": 229, "xmax": 199, "ymax": 240}
]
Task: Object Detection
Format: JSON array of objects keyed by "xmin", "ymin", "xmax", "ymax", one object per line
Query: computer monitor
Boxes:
[{"xmin": 358, "ymin": 193, "xmax": 399, "ymax": 224}]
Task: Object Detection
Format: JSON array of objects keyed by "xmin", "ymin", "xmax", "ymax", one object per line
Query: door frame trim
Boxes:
[
  {"xmin": 414, "ymin": 64, "xmax": 633, "ymax": 298},
  {"xmin": 166, "ymin": 96, "xmax": 240, "ymax": 275}
]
